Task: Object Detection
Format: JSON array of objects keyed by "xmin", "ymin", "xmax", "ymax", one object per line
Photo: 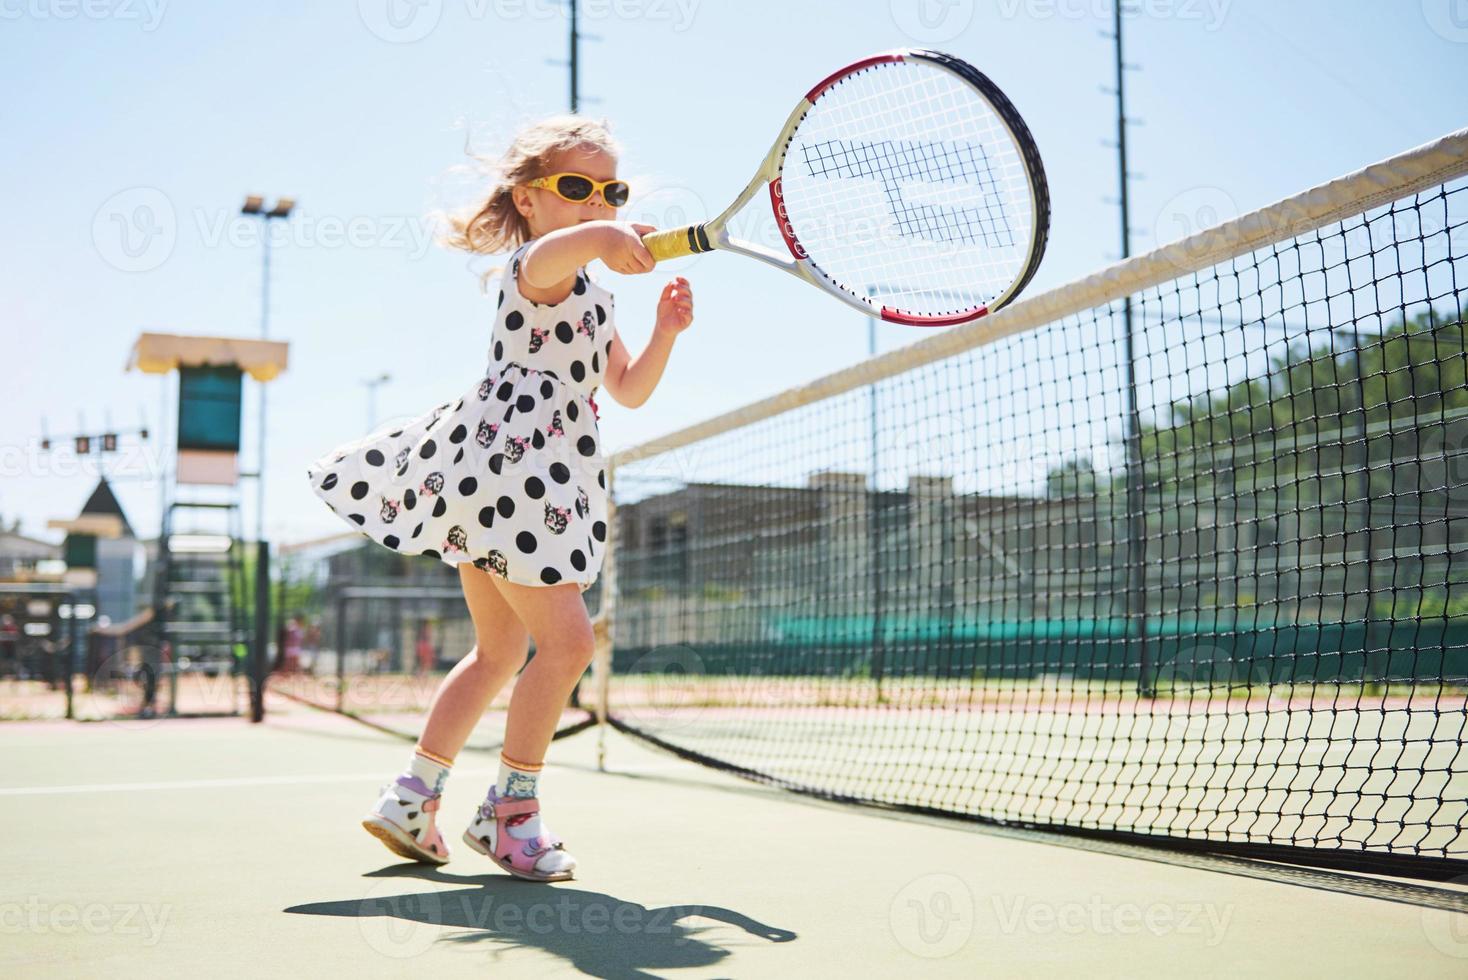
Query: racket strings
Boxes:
[{"xmin": 778, "ymin": 60, "xmax": 1037, "ymax": 317}]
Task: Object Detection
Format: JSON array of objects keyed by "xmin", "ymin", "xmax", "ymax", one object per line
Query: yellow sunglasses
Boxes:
[{"xmin": 526, "ymin": 172, "xmax": 631, "ymax": 208}]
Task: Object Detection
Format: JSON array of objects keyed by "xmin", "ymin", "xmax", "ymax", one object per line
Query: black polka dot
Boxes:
[
  {"xmin": 592, "ymin": 352, "xmax": 599, "ymax": 373},
  {"xmin": 320, "ymin": 474, "xmax": 338, "ymax": 491},
  {"xmin": 592, "ymin": 521, "xmax": 606, "ymax": 542},
  {"xmin": 577, "ymin": 435, "xmax": 597, "ymax": 457},
  {"xmin": 432, "ymin": 497, "xmax": 447, "ymax": 518},
  {"xmin": 531, "ymin": 429, "xmax": 545, "ymax": 450},
  {"xmin": 365, "ymin": 450, "xmax": 385, "ymax": 466},
  {"xmin": 570, "ymin": 361, "xmax": 586, "ymax": 382},
  {"xmin": 453, "ymin": 447, "xmax": 464, "ymax": 464},
  {"xmin": 498, "ymin": 290, "xmax": 505, "ymax": 308},
  {"xmin": 595, "ymin": 304, "xmax": 606, "ymax": 324},
  {"xmin": 516, "ymin": 394, "xmax": 535, "ymax": 413},
  {"xmin": 405, "ymin": 489, "xmax": 417, "ymax": 510},
  {"xmin": 570, "ymin": 549, "xmax": 586, "ymax": 571},
  {"xmin": 419, "ymin": 440, "xmax": 436, "ymax": 459},
  {"xmin": 566, "ymin": 402, "xmax": 579, "ymax": 423},
  {"xmin": 493, "ymin": 340, "xmax": 504, "ymax": 360},
  {"xmin": 540, "ymin": 567, "xmax": 562, "ymax": 584},
  {"xmin": 503, "ymin": 406, "xmax": 516, "ymax": 423},
  {"xmin": 412, "ymin": 523, "xmax": 423, "ymax": 538},
  {"xmin": 505, "ymin": 310, "xmax": 524, "ymax": 330},
  {"xmin": 455, "ymin": 399, "xmax": 463, "ymax": 411},
  {"xmin": 389, "ymin": 429, "xmax": 402, "ymax": 437},
  {"xmin": 549, "ymin": 462, "xmax": 570, "ymax": 484},
  {"xmin": 540, "ymin": 380, "xmax": 555, "ymax": 399},
  {"xmin": 605, "ymin": 340, "xmax": 611, "ymax": 356},
  {"xmin": 516, "ymin": 531, "xmax": 538, "ymax": 553},
  {"xmin": 450, "ymin": 424, "xmax": 467, "ymax": 444},
  {"xmin": 351, "ymin": 481, "xmax": 369, "ymax": 500},
  {"xmin": 478, "ymin": 506, "xmax": 495, "ymax": 528},
  {"xmin": 597, "ymin": 469, "xmax": 605, "ymax": 489},
  {"xmin": 497, "ymin": 496, "xmax": 516, "ymax": 518},
  {"xmin": 421, "ymin": 549, "xmax": 440, "ymax": 559},
  {"xmin": 496, "ymin": 382, "xmax": 514, "ymax": 401},
  {"xmin": 524, "ymin": 476, "xmax": 545, "ymax": 499},
  {"xmin": 573, "ymin": 276, "xmax": 587, "ymax": 295},
  {"xmin": 459, "ymin": 476, "xmax": 478, "ymax": 496},
  {"xmin": 349, "ymin": 513, "xmax": 365, "ymax": 525},
  {"xmin": 555, "ymin": 321, "xmax": 574, "ymax": 343},
  {"xmin": 489, "ymin": 453, "xmax": 505, "ymax": 475},
  {"xmin": 384, "ymin": 535, "xmax": 399, "ymax": 550}
]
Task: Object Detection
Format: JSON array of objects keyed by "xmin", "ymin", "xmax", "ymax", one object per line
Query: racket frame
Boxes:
[{"xmin": 640, "ymin": 49, "xmax": 1050, "ymax": 326}]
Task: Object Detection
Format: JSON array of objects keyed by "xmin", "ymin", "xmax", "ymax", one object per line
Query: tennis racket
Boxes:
[{"xmin": 639, "ymin": 49, "xmax": 1049, "ymax": 326}]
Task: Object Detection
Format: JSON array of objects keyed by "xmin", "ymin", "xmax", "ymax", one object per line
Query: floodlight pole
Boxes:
[
  {"xmin": 1109, "ymin": 3, "xmax": 1153, "ymax": 697},
  {"xmin": 241, "ymin": 195, "xmax": 295, "ymax": 722}
]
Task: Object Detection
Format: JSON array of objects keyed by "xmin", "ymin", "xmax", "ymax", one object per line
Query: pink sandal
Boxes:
[{"xmin": 462, "ymin": 791, "xmax": 575, "ymax": 882}]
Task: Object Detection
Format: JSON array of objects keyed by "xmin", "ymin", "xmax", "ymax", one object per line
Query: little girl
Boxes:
[{"xmin": 305, "ymin": 116, "xmax": 693, "ymax": 881}]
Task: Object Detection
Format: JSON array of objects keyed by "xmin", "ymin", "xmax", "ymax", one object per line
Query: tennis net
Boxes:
[{"xmin": 593, "ymin": 129, "xmax": 1468, "ymax": 881}]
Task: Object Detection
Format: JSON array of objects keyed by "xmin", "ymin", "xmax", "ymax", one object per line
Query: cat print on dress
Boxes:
[
  {"xmin": 444, "ymin": 524, "xmax": 468, "ymax": 554},
  {"xmin": 575, "ymin": 487, "xmax": 589, "ymax": 519},
  {"xmin": 504, "ymin": 435, "xmax": 529, "ymax": 463},
  {"xmin": 544, "ymin": 501, "xmax": 570, "ymax": 534},
  {"xmin": 529, "ymin": 326, "xmax": 548, "ymax": 353},
  {"xmin": 544, "ymin": 409, "xmax": 564, "ymax": 438},
  {"xmin": 380, "ymin": 496, "xmax": 400, "ymax": 524},
  {"xmin": 474, "ymin": 550, "xmax": 509, "ymax": 578},
  {"xmin": 476, "ymin": 420, "xmax": 499, "ymax": 449},
  {"xmin": 576, "ymin": 309, "xmax": 596, "ymax": 342},
  {"xmin": 421, "ymin": 471, "xmax": 445, "ymax": 496}
]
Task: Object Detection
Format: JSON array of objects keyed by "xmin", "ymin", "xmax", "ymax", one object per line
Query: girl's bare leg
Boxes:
[{"xmin": 414, "ymin": 563, "xmax": 532, "ymax": 761}]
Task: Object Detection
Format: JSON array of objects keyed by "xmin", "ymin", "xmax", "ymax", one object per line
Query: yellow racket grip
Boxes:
[{"xmin": 641, "ymin": 224, "xmax": 713, "ymax": 262}]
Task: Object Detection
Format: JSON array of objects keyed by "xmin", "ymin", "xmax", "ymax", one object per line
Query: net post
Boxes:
[{"xmin": 594, "ymin": 475, "xmax": 617, "ymax": 772}]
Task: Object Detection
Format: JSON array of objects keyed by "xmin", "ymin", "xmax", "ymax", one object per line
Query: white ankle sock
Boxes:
[
  {"xmin": 492, "ymin": 752, "xmax": 571, "ymax": 872},
  {"xmin": 407, "ymin": 745, "xmax": 453, "ymax": 795}
]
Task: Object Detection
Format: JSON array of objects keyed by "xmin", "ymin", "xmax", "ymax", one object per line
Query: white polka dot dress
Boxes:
[{"xmin": 305, "ymin": 241, "xmax": 613, "ymax": 592}]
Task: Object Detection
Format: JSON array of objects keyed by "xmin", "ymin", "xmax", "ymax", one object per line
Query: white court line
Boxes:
[{"xmin": 0, "ymin": 768, "xmax": 498, "ymax": 797}]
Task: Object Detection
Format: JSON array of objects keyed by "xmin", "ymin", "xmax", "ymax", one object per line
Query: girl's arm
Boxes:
[
  {"xmin": 604, "ymin": 278, "xmax": 693, "ymax": 409},
  {"xmin": 519, "ymin": 220, "xmax": 656, "ymax": 304}
]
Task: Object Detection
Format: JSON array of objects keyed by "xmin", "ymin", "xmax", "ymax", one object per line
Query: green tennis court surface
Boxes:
[{"xmin": 2, "ymin": 697, "xmax": 1465, "ymax": 977}]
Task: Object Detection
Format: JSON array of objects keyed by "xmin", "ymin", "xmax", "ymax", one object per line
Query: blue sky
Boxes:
[{"xmin": 2, "ymin": 0, "xmax": 1465, "ymax": 545}]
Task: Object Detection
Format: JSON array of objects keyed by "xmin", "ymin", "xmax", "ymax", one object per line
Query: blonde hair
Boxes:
[{"xmin": 441, "ymin": 115, "xmax": 620, "ymax": 260}]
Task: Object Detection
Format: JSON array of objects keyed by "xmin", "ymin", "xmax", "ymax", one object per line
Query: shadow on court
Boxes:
[{"xmin": 287, "ymin": 864, "xmax": 795, "ymax": 979}]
